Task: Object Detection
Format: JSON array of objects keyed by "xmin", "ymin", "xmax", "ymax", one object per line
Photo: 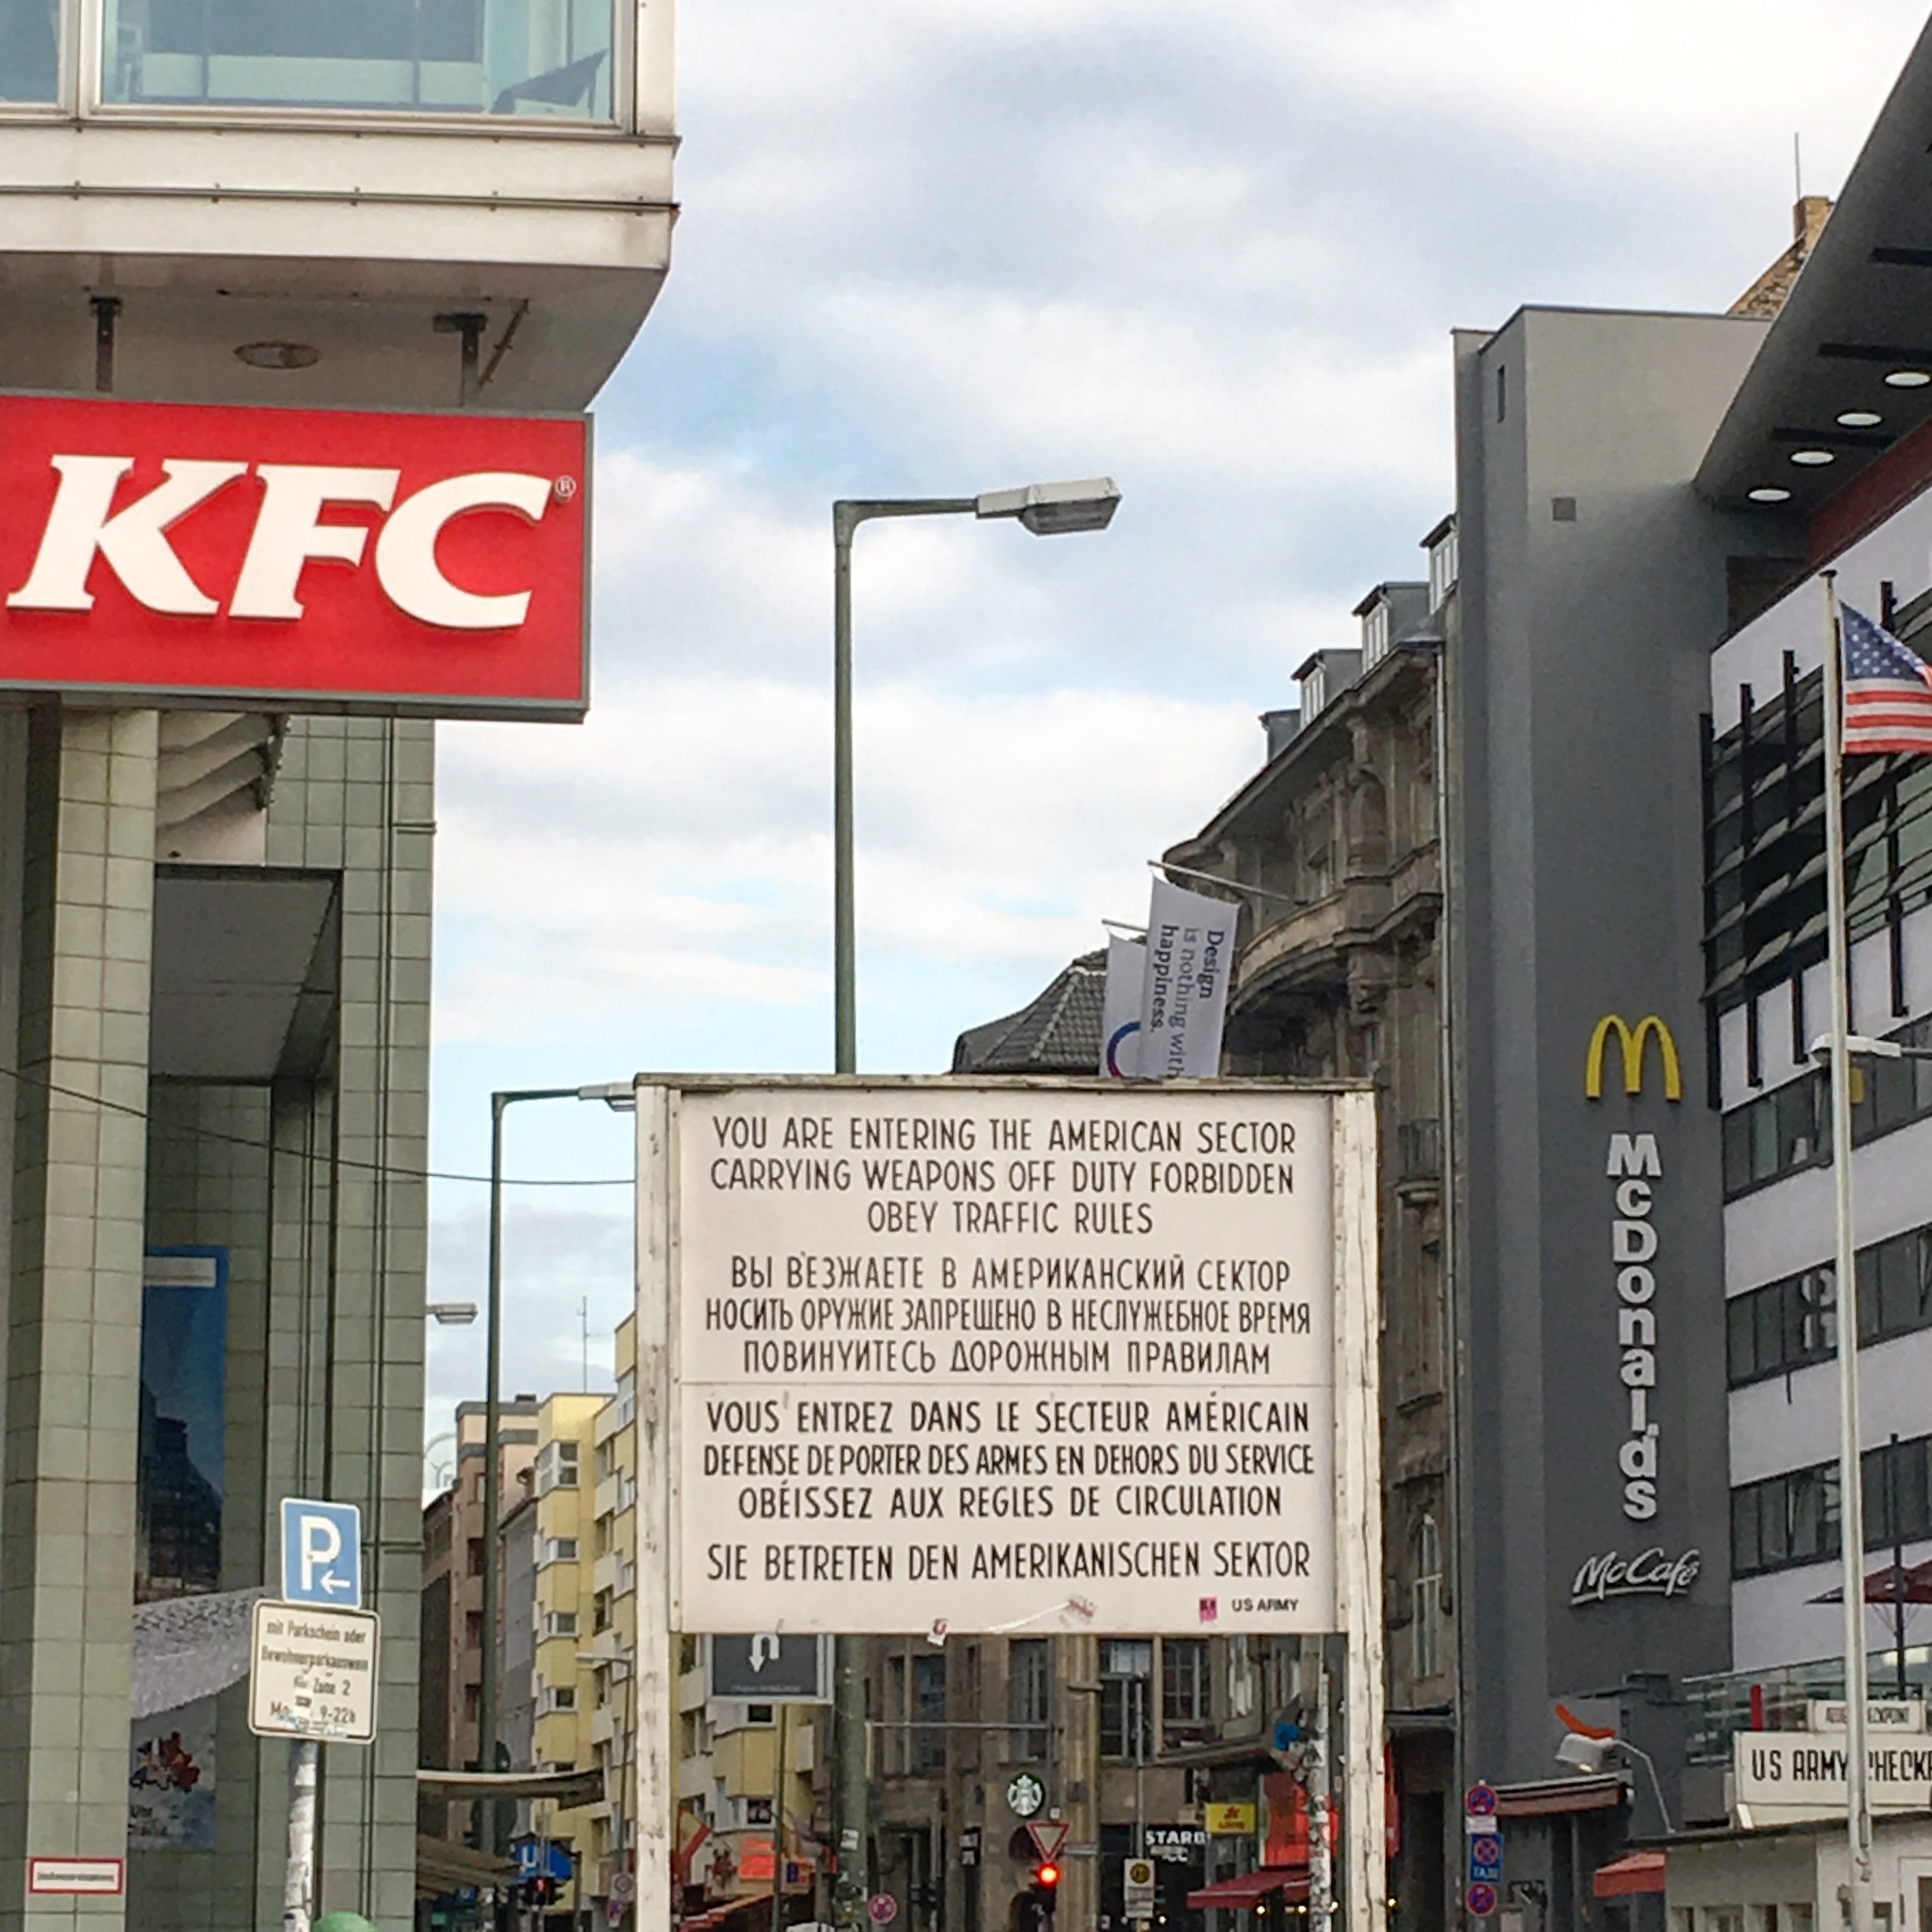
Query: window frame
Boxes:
[{"xmin": 51, "ymin": 0, "xmax": 642, "ymax": 133}]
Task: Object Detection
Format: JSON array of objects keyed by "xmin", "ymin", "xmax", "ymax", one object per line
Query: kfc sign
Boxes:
[{"xmin": 0, "ymin": 395, "xmax": 589, "ymax": 719}]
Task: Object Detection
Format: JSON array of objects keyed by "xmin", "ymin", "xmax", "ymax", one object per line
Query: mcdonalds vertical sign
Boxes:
[{"xmin": 0, "ymin": 393, "xmax": 589, "ymax": 719}]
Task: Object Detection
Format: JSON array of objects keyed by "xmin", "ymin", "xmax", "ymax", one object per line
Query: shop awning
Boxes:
[
  {"xmin": 416, "ymin": 1834, "xmax": 517, "ymax": 1901},
  {"xmin": 682, "ymin": 1897, "xmax": 782, "ymax": 1932},
  {"xmin": 1593, "ymin": 1853, "xmax": 1666, "ymax": 1899},
  {"xmin": 1494, "ymin": 1774, "xmax": 1627, "ymax": 1819},
  {"xmin": 1186, "ymin": 1868, "xmax": 1312, "ymax": 1910}
]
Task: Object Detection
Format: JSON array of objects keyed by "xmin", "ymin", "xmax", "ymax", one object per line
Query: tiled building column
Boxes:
[{"xmin": 0, "ymin": 709, "xmax": 159, "ymax": 1932}]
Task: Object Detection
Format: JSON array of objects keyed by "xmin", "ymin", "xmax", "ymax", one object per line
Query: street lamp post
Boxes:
[
  {"xmin": 828, "ymin": 477, "xmax": 1120, "ymax": 1932},
  {"xmin": 831, "ymin": 479, "xmax": 1120, "ymax": 1075},
  {"xmin": 477, "ymin": 1084, "xmax": 602, "ymax": 1855}
]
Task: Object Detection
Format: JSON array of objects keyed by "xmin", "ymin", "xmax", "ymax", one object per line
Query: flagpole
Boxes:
[{"xmin": 1822, "ymin": 569, "xmax": 1875, "ymax": 1932}]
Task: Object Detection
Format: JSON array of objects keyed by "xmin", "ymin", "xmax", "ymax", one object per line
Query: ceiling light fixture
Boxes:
[
  {"xmin": 1788, "ymin": 448, "xmax": 1836, "ymax": 466},
  {"xmin": 1837, "ymin": 410, "xmax": 1884, "ymax": 428},
  {"xmin": 1748, "ymin": 487, "xmax": 1794, "ymax": 504},
  {"xmin": 1885, "ymin": 369, "xmax": 1932, "ymax": 388},
  {"xmin": 234, "ymin": 340, "xmax": 319, "ymax": 371}
]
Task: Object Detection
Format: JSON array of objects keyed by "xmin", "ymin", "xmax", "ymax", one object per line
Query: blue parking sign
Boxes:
[{"xmin": 280, "ymin": 1497, "xmax": 362, "ymax": 1608}]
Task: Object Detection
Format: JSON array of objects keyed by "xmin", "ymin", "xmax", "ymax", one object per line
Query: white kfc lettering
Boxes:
[
  {"xmin": 8, "ymin": 455, "xmax": 552, "ymax": 632},
  {"xmin": 374, "ymin": 471, "xmax": 553, "ymax": 630},
  {"xmin": 229, "ymin": 466, "xmax": 401, "ymax": 619},
  {"xmin": 9, "ymin": 456, "xmax": 247, "ymax": 615}
]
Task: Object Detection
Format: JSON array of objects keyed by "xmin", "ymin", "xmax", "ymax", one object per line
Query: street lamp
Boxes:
[
  {"xmin": 477, "ymin": 1082, "xmax": 632, "ymax": 1851},
  {"xmin": 831, "ymin": 477, "xmax": 1121, "ymax": 1074},
  {"xmin": 828, "ymin": 477, "xmax": 1118, "ymax": 1932}
]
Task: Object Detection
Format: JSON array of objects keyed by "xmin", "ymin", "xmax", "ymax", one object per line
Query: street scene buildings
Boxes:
[{"xmin": 9, "ymin": 3, "xmax": 1932, "ymax": 1932}]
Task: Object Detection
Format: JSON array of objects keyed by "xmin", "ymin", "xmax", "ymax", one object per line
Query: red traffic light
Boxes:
[{"xmin": 1035, "ymin": 1865, "xmax": 1060, "ymax": 1890}]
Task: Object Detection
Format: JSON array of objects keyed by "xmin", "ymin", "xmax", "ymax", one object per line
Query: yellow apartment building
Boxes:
[
  {"xmin": 589, "ymin": 1315, "xmax": 641, "ymax": 1918},
  {"xmin": 528, "ymin": 1391, "xmax": 604, "ymax": 1920}
]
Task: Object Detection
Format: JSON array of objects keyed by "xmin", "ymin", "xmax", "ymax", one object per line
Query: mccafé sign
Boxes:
[{"xmin": 0, "ymin": 394, "xmax": 589, "ymax": 719}]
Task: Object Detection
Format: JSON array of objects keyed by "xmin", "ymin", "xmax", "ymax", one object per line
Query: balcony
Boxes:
[
  {"xmin": 595, "ymin": 1473, "xmax": 621, "ymax": 1520},
  {"xmin": 1683, "ymin": 1647, "xmax": 1932, "ymax": 1765},
  {"xmin": 0, "ymin": 0, "xmax": 675, "ymax": 410},
  {"xmin": 1397, "ymin": 1119, "xmax": 1443, "ymax": 1183}
]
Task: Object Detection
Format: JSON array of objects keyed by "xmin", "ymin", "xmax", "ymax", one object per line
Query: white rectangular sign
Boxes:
[
  {"xmin": 667, "ymin": 1079, "xmax": 1361, "ymax": 1635},
  {"xmin": 27, "ymin": 1860, "xmax": 124, "ymax": 1896},
  {"xmin": 247, "ymin": 1599, "xmax": 379, "ymax": 1743},
  {"xmin": 1806, "ymin": 1698, "xmax": 1925, "ymax": 1733},
  {"xmin": 1732, "ymin": 1731, "xmax": 1932, "ymax": 1821}
]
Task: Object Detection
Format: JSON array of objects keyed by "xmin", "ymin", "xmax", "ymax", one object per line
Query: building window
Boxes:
[
  {"xmin": 1362, "ymin": 600, "xmax": 1391, "ymax": 669},
  {"xmin": 1705, "ymin": 660, "xmax": 1932, "ymax": 1027},
  {"xmin": 1721, "ymin": 1010, "xmax": 1932, "ymax": 1199},
  {"xmin": 1225, "ymin": 1635, "xmax": 1256, "ymax": 1720},
  {"xmin": 1412, "ymin": 1516, "xmax": 1444, "ymax": 1682},
  {"xmin": 1732, "ymin": 1432, "xmax": 1932, "ymax": 1578},
  {"xmin": 1427, "ymin": 521, "xmax": 1459, "ymax": 611},
  {"xmin": 1099, "ymin": 1640, "xmax": 1153, "ymax": 1760},
  {"xmin": 467, "ymin": 1538, "xmax": 485, "ymax": 1577},
  {"xmin": 542, "ymin": 1610, "xmax": 578, "ymax": 1639},
  {"xmin": 539, "ymin": 1683, "xmax": 576, "ymax": 1714},
  {"xmin": 539, "ymin": 1536, "xmax": 578, "ymax": 1566},
  {"xmin": 0, "ymin": 0, "xmax": 59, "ymax": 101},
  {"xmin": 99, "ymin": 0, "xmax": 619, "ymax": 121},
  {"xmin": 537, "ymin": 1439, "xmax": 580, "ymax": 1494},
  {"xmin": 1008, "ymin": 1639, "xmax": 1051, "ymax": 1760},
  {"xmin": 1161, "ymin": 1638, "xmax": 1211, "ymax": 1745}
]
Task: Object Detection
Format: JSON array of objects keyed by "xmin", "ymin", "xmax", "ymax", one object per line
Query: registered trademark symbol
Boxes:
[{"xmin": 553, "ymin": 474, "xmax": 578, "ymax": 501}]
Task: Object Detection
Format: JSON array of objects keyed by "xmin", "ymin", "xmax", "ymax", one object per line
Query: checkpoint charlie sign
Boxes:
[{"xmin": 645, "ymin": 1077, "xmax": 1380, "ymax": 1637}]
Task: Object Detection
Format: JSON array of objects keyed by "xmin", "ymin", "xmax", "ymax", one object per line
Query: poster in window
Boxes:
[
  {"xmin": 129, "ymin": 1697, "xmax": 217, "ymax": 1851},
  {"xmin": 137, "ymin": 1248, "xmax": 228, "ymax": 1603}
]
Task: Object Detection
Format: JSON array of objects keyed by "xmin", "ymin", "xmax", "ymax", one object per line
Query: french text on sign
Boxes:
[{"xmin": 664, "ymin": 1080, "xmax": 1360, "ymax": 1635}]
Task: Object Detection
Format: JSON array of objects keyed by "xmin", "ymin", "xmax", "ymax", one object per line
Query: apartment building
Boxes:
[
  {"xmin": 419, "ymin": 1397, "xmax": 543, "ymax": 1844},
  {"xmin": 1161, "ymin": 567, "xmax": 1453, "ymax": 1927},
  {"xmin": 528, "ymin": 1392, "xmax": 608, "ymax": 1918},
  {"xmin": 589, "ymin": 1317, "xmax": 643, "ymax": 1920}
]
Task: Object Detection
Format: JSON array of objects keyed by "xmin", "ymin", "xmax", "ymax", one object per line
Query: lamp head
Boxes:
[
  {"xmin": 976, "ymin": 478, "xmax": 1121, "ymax": 535},
  {"xmin": 1556, "ymin": 1731, "xmax": 1612, "ymax": 1775},
  {"xmin": 427, "ymin": 1301, "xmax": 479, "ymax": 1326}
]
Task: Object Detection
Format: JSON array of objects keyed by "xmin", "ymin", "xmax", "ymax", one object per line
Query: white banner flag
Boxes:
[
  {"xmin": 1138, "ymin": 878, "xmax": 1234, "ymax": 1079},
  {"xmin": 1099, "ymin": 934, "xmax": 1146, "ymax": 1077}
]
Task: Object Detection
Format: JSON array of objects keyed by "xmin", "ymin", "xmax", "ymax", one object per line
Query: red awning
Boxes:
[
  {"xmin": 1186, "ymin": 1868, "xmax": 1312, "ymax": 1910},
  {"xmin": 1593, "ymin": 1853, "xmax": 1666, "ymax": 1900},
  {"xmin": 1494, "ymin": 1774, "xmax": 1627, "ymax": 1819}
]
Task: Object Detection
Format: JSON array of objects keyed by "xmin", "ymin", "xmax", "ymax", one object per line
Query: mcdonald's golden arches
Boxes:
[{"xmin": 1585, "ymin": 1014, "xmax": 1682, "ymax": 1101}]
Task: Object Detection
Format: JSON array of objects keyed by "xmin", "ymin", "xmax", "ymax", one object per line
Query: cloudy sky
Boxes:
[{"xmin": 419, "ymin": 0, "xmax": 1932, "ymax": 1448}]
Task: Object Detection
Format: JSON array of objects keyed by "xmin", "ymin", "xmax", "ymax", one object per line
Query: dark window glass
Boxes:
[
  {"xmin": 1161, "ymin": 1638, "xmax": 1211, "ymax": 1743},
  {"xmin": 1008, "ymin": 1640, "xmax": 1049, "ymax": 1761}
]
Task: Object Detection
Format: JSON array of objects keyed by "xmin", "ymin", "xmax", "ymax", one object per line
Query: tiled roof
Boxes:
[{"xmin": 951, "ymin": 950, "xmax": 1107, "ymax": 1074}]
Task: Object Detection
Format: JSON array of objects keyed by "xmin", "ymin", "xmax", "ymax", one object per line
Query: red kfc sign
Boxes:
[{"xmin": 0, "ymin": 394, "xmax": 589, "ymax": 719}]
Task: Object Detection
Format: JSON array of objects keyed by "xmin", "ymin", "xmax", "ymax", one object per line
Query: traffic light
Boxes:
[{"xmin": 1033, "ymin": 1864, "xmax": 1060, "ymax": 1920}]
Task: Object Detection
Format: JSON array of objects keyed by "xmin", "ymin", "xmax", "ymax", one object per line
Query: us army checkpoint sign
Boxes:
[{"xmin": 649, "ymin": 1077, "xmax": 1379, "ymax": 1637}]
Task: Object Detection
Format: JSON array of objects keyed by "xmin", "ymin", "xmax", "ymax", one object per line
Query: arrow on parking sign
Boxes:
[{"xmin": 280, "ymin": 1497, "xmax": 362, "ymax": 1609}]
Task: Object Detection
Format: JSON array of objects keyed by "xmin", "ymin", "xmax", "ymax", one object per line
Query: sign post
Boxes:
[
  {"xmin": 637, "ymin": 1076, "xmax": 1382, "ymax": 1932},
  {"xmin": 258, "ymin": 1499, "xmax": 378, "ymax": 1932}
]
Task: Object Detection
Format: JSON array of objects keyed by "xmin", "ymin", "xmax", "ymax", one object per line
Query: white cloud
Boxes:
[
  {"xmin": 436, "ymin": 671, "xmax": 1257, "ymax": 1047},
  {"xmin": 427, "ymin": 0, "xmax": 1932, "ymax": 1417}
]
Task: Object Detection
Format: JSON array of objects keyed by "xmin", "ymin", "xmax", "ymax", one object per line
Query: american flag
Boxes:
[{"xmin": 1842, "ymin": 603, "xmax": 1932, "ymax": 755}]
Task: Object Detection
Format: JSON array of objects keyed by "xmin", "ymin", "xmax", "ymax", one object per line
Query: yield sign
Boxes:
[{"xmin": 1027, "ymin": 1823, "xmax": 1069, "ymax": 1863}]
